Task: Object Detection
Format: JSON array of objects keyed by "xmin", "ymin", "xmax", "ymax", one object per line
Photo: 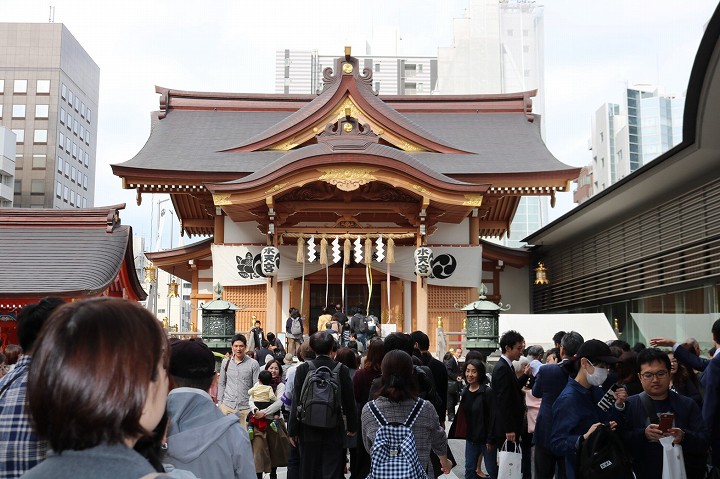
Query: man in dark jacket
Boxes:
[
  {"xmin": 532, "ymin": 331, "xmax": 584, "ymax": 479},
  {"xmin": 620, "ymin": 348, "xmax": 708, "ymax": 479},
  {"xmin": 492, "ymin": 330, "xmax": 528, "ymax": 444},
  {"xmin": 288, "ymin": 331, "xmax": 357, "ymax": 479}
]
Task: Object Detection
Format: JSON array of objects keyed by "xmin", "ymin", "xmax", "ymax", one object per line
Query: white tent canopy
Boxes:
[{"xmin": 499, "ymin": 313, "xmax": 618, "ymax": 350}]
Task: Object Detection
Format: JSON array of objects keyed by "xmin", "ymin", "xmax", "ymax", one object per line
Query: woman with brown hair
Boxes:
[
  {"xmin": 668, "ymin": 350, "xmax": 703, "ymax": 407},
  {"xmin": 250, "ymin": 359, "xmax": 288, "ymax": 479},
  {"xmin": 23, "ymin": 297, "xmax": 170, "ymax": 479},
  {"xmin": 361, "ymin": 349, "xmax": 452, "ymax": 477}
]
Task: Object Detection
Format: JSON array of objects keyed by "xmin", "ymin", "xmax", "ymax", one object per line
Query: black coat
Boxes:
[{"xmin": 491, "ymin": 357, "xmax": 527, "ymax": 435}]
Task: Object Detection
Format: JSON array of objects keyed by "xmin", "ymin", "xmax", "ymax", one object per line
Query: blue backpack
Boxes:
[{"xmin": 367, "ymin": 398, "xmax": 428, "ymax": 479}]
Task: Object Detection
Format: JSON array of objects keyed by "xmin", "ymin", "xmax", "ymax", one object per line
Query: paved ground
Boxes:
[{"xmin": 268, "ymin": 422, "xmax": 465, "ymax": 479}]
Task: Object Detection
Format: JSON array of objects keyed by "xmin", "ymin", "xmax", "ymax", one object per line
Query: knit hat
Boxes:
[{"xmin": 170, "ymin": 339, "xmax": 216, "ymax": 378}]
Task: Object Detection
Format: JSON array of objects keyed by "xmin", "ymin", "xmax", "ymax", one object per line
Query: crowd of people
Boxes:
[{"xmin": 0, "ymin": 297, "xmax": 719, "ymax": 479}]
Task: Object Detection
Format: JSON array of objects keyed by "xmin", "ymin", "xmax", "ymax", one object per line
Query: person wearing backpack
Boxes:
[
  {"xmin": 361, "ymin": 349, "xmax": 452, "ymax": 478},
  {"xmin": 285, "ymin": 308, "xmax": 304, "ymax": 357},
  {"xmin": 288, "ymin": 331, "xmax": 357, "ymax": 479},
  {"xmin": 550, "ymin": 339, "xmax": 628, "ymax": 479},
  {"xmin": 350, "ymin": 307, "xmax": 368, "ymax": 350}
]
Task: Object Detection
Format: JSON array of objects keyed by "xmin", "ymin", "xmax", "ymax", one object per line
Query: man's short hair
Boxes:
[
  {"xmin": 527, "ymin": 345, "xmax": 544, "ymax": 359},
  {"xmin": 712, "ymin": 319, "xmax": 720, "ymax": 344},
  {"xmin": 637, "ymin": 347, "xmax": 671, "ymax": 371},
  {"xmin": 266, "ymin": 332, "xmax": 276, "ymax": 342},
  {"xmin": 500, "ymin": 330, "xmax": 524, "ymax": 353},
  {"xmin": 17, "ymin": 297, "xmax": 65, "ymax": 352},
  {"xmin": 254, "ymin": 320, "xmax": 261, "ymax": 326},
  {"xmin": 231, "ymin": 334, "xmax": 247, "ymax": 346},
  {"xmin": 609, "ymin": 339, "xmax": 631, "ymax": 352},
  {"xmin": 383, "ymin": 332, "xmax": 414, "ymax": 355},
  {"xmin": 411, "ymin": 331, "xmax": 430, "ymax": 351},
  {"xmin": 309, "ymin": 331, "xmax": 335, "ymax": 355},
  {"xmin": 560, "ymin": 331, "xmax": 584, "ymax": 358},
  {"xmin": 261, "ymin": 340, "xmax": 269, "ymax": 348},
  {"xmin": 552, "ymin": 331, "xmax": 566, "ymax": 345}
]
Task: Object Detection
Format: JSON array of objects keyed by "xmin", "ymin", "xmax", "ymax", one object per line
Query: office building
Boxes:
[
  {"xmin": 0, "ymin": 23, "xmax": 99, "ymax": 209},
  {"xmin": 0, "ymin": 127, "xmax": 16, "ymax": 207},
  {"xmin": 276, "ymin": 49, "xmax": 437, "ymax": 95},
  {"xmin": 580, "ymin": 84, "xmax": 685, "ymax": 203}
]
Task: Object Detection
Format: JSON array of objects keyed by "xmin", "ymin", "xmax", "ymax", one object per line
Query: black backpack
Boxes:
[
  {"xmin": 297, "ymin": 361, "xmax": 343, "ymax": 429},
  {"xmin": 576, "ymin": 423, "xmax": 634, "ymax": 479}
]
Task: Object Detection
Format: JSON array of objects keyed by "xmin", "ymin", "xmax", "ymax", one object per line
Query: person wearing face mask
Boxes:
[{"xmin": 550, "ymin": 339, "xmax": 628, "ymax": 479}]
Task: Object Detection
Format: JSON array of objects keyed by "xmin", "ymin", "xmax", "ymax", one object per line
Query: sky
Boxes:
[{"xmin": 3, "ymin": 0, "xmax": 719, "ymax": 249}]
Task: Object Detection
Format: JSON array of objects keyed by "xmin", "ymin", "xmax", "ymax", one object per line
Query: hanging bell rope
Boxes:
[
  {"xmin": 343, "ymin": 238, "xmax": 351, "ymax": 265},
  {"xmin": 364, "ymin": 236, "xmax": 373, "ymax": 265},
  {"xmin": 387, "ymin": 238, "xmax": 395, "ymax": 264},
  {"xmin": 319, "ymin": 236, "xmax": 328, "ymax": 265},
  {"xmin": 296, "ymin": 237, "xmax": 305, "ymax": 263},
  {"xmin": 366, "ymin": 263, "xmax": 372, "ymax": 317}
]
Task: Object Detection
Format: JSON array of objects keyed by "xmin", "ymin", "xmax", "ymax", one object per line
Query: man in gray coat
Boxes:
[{"xmin": 165, "ymin": 339, "xmax": 255, "ymax": 479}]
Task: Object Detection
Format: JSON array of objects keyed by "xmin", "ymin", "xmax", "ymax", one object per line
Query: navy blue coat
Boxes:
[
  {"xmin": 621, "ymin": 391, "xmax": 708, "ymax": 479},
  {"xmin": 532, "ymin": 361, "xmax": 570, "ymax": 449},
  {"xmin": 702, "ymin": 354, "xmax": 720, "ymax": 466}
]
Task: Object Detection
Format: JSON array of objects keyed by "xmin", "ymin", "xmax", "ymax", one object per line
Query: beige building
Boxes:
[{"xmin": 0, "ymin": 23, "xmax": 99, "ymax": 208}]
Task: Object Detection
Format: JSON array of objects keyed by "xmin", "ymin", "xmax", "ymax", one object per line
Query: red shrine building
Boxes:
[{"xmin": 113, "ymin": 50, "xmax": 579, "ymax": 347}]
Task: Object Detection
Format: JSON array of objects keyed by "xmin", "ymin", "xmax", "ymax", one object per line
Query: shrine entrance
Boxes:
[{"xmin": 308, "ymin": 283, "xmax": 381, "ymax": 333}]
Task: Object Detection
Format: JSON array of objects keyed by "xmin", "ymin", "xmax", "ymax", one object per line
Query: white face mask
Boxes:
[{"xmin": 586, "ymin": 361, "xmax": 609, "ymax": 386}]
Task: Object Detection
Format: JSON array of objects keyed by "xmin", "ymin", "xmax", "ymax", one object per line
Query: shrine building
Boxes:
[{"xmin": 112, "ymin": 49, "xmax": 579, "ymax": 347}]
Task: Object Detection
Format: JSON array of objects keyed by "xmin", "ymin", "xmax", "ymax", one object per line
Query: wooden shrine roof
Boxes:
[{"xmin": 0, "ymin": 204, "xmax": 147, "ymax": 300}]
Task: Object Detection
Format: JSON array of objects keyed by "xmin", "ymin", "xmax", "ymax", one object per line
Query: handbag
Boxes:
[
  {"xmin": 660, "ymin": 436, "xmax": 686, "ymax": 479},
  {"xmin": 497, "ymin": 440, "xmax": 522, "ymax": 479},
  {"xmin": 447, "ymin": 402, "xmax": 467, "ymax": 439},
  {"xmin": 266, "ymin": 418, "xmax": 290, "ymax": 467}
]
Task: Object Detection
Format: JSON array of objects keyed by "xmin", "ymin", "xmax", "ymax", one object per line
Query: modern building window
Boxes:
[
  {"xmin": 82, "ymin": 197, "xmax": 87, "ymax": 208},
  {"xmin": 64, "ymin": 162, "xmax": 70, "ymax": 178},
  {"xmin": 0, "ymin": 105, "xmax": 3, "ymax": 118},
  {"xmin": 34, "ymin": 130, "xmax": 48, "ymax": 143},
  {"xmin": 79, "ymin": 125, "xmax": 84, "ymax": 141},
  {"xmin": 56, "ymin": 181, "xmax": 62, "ymax": 198},
  {"xmin": 73, "ymin": 119, "xmax": 79, "ymax": 135},
  {"xmin": 81, "ymin": 102, "xmax": 86, "ymax": 118},
  {"xmin": 418, "ymin": 83, "xmax": 424, "ymax": 93},
  {"xmin": 78, "ymin": 147, "xmax": 83, "ymax": 163},
  {"xmin": 86, "ymin": 108, "xmax": 91, "ymax": 123},
  {"xmin": 71, "ymin": 166, "xmax": 76, "ymax": 183},
  {"xmin": 58, "ymin": 132, "xmax": 65, "ymax": 150},
  {"xmin": 36, "ymin": 80, "xmax": 51, "ymax": 94},
  {"xmin": 35, "ymin": 104, "xmax": 49, "ymax": 119},
  {"xmin": 32, "ymin": 154, "xmax": 46, "ymax": 169},
  {"xmin": 31, "ymin": 179, "xmax": 44, "ymax": 195},
  {"xmin": 68, "ymin": 89, "xmax": 73, "ymax": 105},
  {"xmin": 70, "ymin": 190, "xmax": 75, "ymax": 206},
  {"xmin": 85, "ymin": 130, "xmax": 90, "ymax": 145},
  {"xmin": 60, "ymin": 108, "xmax": 66, "ymax": 124},
  {"xmin": 67, "ymin": 114, "xmax": 72, "ymax": 131},
  {"xmin": 84, "ymin": 152, "xmax": 89, "ymax": 167},
  {"xmin": 74, "ymin": 97, "xmax": 80, "ymax": 112},
  {"xmin": 12, "ymin": 105, "xmax": 26, "ymax": 118},
  {"xmin": 12, "ymin": 129, "xmax": 24, "ymax": 143},
  {"xmin": 14, "ymin": 180, "xmax": 21, "ymax": 195},
  {"xmin": 83, "ymin": 174, "xmax": 88, "ymax": 189},
  {"xmin": 0, "ymin": 80, "xmax": 4, "ymax": 94},
  {"xmin": 61, "ymin": 83, "xmax": 67, "ymax": 99},
  {"xmin": 374, "ymin": 63, "xmax": 380, "ymax": 72},
  {"xmin": 63, "ymin": 185, "xmax": 69, "ymax": 202},
  {"xmin": 57, "ymin": 157, "xmax": 64, "ymax": 173},
  {"xmin": 374, "ymin": 82, "xmax": 380, "ymax": 92},
  {"xmin": 418, "ymin": 64, "xmax": 423, "ymax": 73},
  {"xmin": 13, "ymin": 80, "xmax": 27, "ymax": 94},
  {"xmin": 72, "ymin": 143, "xmax": 77, "ymax": 158},
  {"xmin": 65, "ymin": 137, "xmax": 71, "ymax": 152}
]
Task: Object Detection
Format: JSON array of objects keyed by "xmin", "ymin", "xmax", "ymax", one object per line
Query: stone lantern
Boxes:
[
  {"xmin": 457, "ymin": 284, "xmax": 510, "ymax": 356},
  {"xmin": 201, "ymin": 299, "xmax": 242, "ymax": 351}
]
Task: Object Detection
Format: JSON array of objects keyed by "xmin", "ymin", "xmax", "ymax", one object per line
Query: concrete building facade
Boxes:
[
  {"xmin": 0, "ymin": 23, "xmax": 99, "ymax": 209},
  {"xmin": 580, "ymin": 84, "xmax": 685, "ymax": 203},
  {"xmin": 0, "ymin": 127, "xmax": 16, "ymax": 207},
  {"xmin": 275, "ymin": 49, "xmax": 437, "ymax": 96}
]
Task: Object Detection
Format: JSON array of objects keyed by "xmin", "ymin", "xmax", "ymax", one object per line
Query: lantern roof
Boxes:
[
  {"xmin": 458, "ymin": 284, "xmax": 511, "ymax": 312},
  {"xmin": 200, "ymin": 299, "xmax": 242, "ymax": 312}
]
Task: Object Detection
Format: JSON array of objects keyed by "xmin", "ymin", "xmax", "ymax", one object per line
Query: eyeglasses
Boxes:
[{"xmin": 640, "ymin": 370, "xmax": 669, "ymax": 380}]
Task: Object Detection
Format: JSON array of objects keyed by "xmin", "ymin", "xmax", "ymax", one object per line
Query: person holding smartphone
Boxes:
[{"xmin": 619, "ymin": 348, "xmax": 708, "ymax": 479}]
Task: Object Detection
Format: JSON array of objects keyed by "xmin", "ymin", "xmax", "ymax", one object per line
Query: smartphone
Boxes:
[{"xmin": 658, "ymin": 412, "xmax": 674, "ymax": 433}]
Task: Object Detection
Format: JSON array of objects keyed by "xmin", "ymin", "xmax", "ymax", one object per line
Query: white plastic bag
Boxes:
[
  {"xmin": 497, "ymin": 440, "xmax": 522, "ymax": 479},
  {"xmin": 660, "ymin": 435, "xmax": 686, "ymax": 479}
]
